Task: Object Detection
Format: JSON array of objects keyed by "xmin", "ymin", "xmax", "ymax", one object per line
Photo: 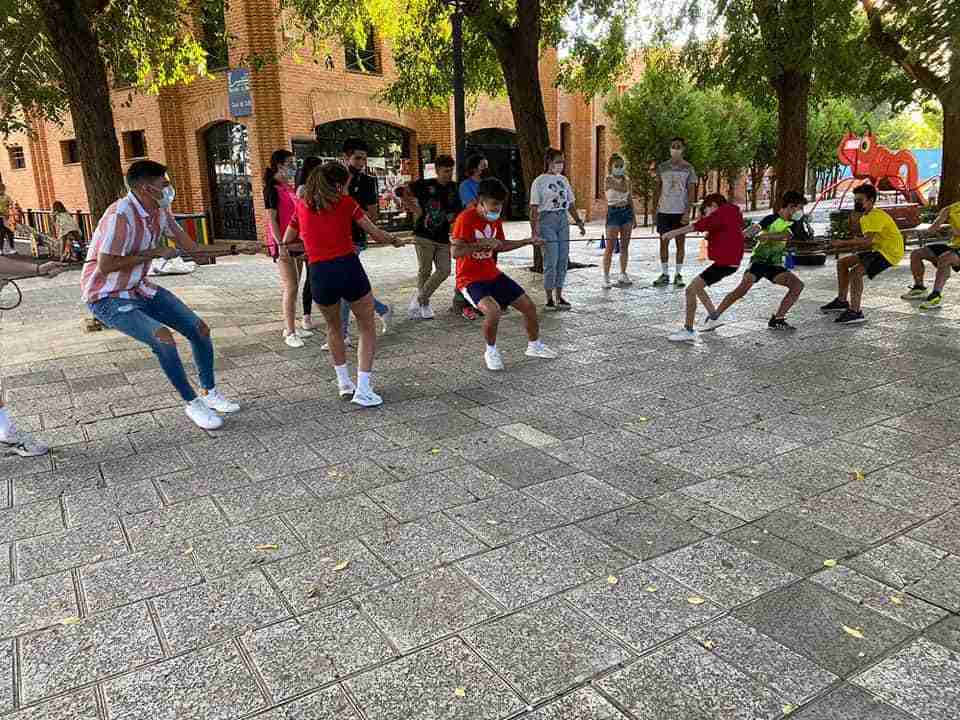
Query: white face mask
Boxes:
[
  {"xmin": 670, "ymin": 148, "xmax": 682, "ymax": 160},
  {"xmin": 158, "ymin": 185, "xmax": 175, "ymax": 208},
  {"xmin": 612, "ymin": 166, "xmax": 625, "ymax": 177},
  {"xmin": 551, "ymin": 162, "xmax": 565, "ymax": 175},
  {"xmin": 792, "ymin": 210, "xmax": 804, "ymax": 222}
]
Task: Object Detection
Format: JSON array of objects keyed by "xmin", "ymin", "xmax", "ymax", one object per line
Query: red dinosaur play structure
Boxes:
[{"xmin": 837, "ymin": 129, "xmax": 927, "ymax": 205}]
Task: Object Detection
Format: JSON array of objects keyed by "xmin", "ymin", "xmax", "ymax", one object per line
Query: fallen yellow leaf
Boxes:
[
  {"xmin": 849, "ymin": 469, "xmax": 865, "ymax": 481},
  {"xmin": 687, "ymin": 596, "xmax": 706, "ymax": 605},
  {"xmin": 636, "ymin": 416, "xmax": 649, "ymax": 423},
  {"xmin": 453, "ymin": 687, "xmax": 466, "ymax": 698},
  {"xmin": 644, "ymin": 584, "xmax": 659, "ymax": 593},
  {"xmin": 783, "ymin": 704, "xmax": 798, "ymax": 715},
  {"xmin": 334, "ymin": 559, "xmax": 351, "ymax": 571},
  {"xmin": 701, "ymin": 638, "xmax": 715, "ymax": 650},
  {"xmin": 59, "ymin": 616, "xmax": 82, "ymax": 625},
  {"xmin": 182, "ymin": 547, "xmax": 193, "ymax": 556},
  {"xmin": 255, "ymin": 543, "xmax": 279, "ymax": 551},
  {"xmin": 823, "ymin": 559, "xmax": 838, "ymax": 568},
  {"xmin": 890, "ymin": 595, "xmax": 904, "ymax": 606},
  {"xmin": 606, "ymin": 575, "xmax": 619, "ymax": 585},
  {"xmin": 841, "ymin": 625, "xmax": 864, "ymax": 639},
  {"xmin": 429, "ymin": 448, "xmax": 441, "ymax": 455}
]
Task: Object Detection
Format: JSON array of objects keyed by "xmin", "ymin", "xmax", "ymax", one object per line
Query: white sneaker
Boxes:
[
  {"xmin": 202, "ymin": 388, "xmax": 240, "ymax": 414},
  {"xmin": 603, "ymin": 275, "xmax": 613, "ymax": 288},
  {"xmin": 419, "ymin": 303, "xmax": 435, "ymax": 320},
  {"xmin": 351, "ymin": 387, "xmax": 383, "ymax": 407},
  {"xmin": 338, "ymin": 379, "xmax": 357, "ymax": 398},
  {"xmin": 185, "ymin": 399, "xmax": 224, "ymax": 430},
  {"xmin": 0, "ymin": 427, "xmax": 49, "ymax": 457},
  {"xmin": 379, "ymin": 305, "xmax": 393, "ymax": 334},
  {"xmin": 619, "ymin": 273, "xmax": 633, "ymax": 286},
  {"xmin": 701, "ymin": 316, "xmax": 725, "ymax": 332},
  {"xmin": 295, "ymin": 328, "xmax": 314, "ymax": 339},
  {"xmin": 525, "ymin": 340, "xmax": 558, "ymax": 359},
  {"xmin": 484, "ymin": 347, "xmax": 505, "ymax": 371},
  {"xmin": 284, "ymin": 332, "xmax": 304, "ymax": 348},
  {"xmin": 2, "ymin": 247, "xmax": 16, "ymax": 256},
  {"xmin": 321, "ymin": 336, "xmax": 351, "ymax": 351},
  {"xmin": 408, "ymin": 294, "xmax": 422, "ymax": 320},
  {"xmin": 668, "ymin": 328, "xmax": 698, "ymax": 343}
]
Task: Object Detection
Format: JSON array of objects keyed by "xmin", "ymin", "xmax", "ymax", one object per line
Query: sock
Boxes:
[
  {"xmin": 676, "ymin": 263, "xmax": 684, "ymax": 274},
  {"xmin": 0, "ymin": 408, "xmax": 10, "ymax": 434},
  {"xmin": 527, "ymin": 339, "xmax": 540, "ymax": 349},
  {"xmin": 334, "ymin": 364, "xmax": 351, "ymax": 385},
  {"xmin": 661, "ymin": 262, "xmax": 669, "ymax": 274},
  {"xmin": 357, "ymin": 371, "xmax": 371, "ymax": 392},
  {"xmin": 486, "ymin": 343, "xmax": 497, "ymax": 353}
]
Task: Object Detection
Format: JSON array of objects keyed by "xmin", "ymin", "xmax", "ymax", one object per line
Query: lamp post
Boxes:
[{"xmin": 444, "ymin": 0, "xmax": 467, "ymax": 181}]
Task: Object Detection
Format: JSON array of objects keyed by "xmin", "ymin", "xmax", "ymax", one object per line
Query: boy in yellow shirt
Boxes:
[
  {"xmin": 901, "ymin": 201, "xmax": 960, "ymax": 310},
  {"xmin": 820, "ymin": 184, "xmax": 904, "ymax": 325}
]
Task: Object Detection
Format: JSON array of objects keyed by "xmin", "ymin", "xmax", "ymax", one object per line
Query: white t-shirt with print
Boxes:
[
  {"xmin": 656, "ymin": 160, "xmax": 697, "ymax": 214},
  {"xmin": 530, "ymin": 173, "xmax": 575, "ymax": 213}
]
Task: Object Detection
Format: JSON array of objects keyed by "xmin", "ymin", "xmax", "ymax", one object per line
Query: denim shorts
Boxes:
[{"xmin": 606, "ymin": 205, "xmax": 634, "ymax": 228}]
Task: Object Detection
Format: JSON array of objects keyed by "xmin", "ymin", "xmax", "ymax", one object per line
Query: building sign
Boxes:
[{"xmin": 228, "ymin": 69, "xmax": 253, "ymax": 117}]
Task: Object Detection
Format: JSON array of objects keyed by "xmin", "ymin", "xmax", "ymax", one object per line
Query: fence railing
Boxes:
[{"xmin": 22, "ymin": 209, "xmax": 213, "ymax": 246}]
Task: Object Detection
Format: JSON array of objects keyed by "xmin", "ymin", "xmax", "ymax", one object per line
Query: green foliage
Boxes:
[
  {"xmin": 807, "ymin": 97, "xmax": 861, "ymax": 174},
  {"xmin": 701, "ymin": 89, "xmax": 760, "ymax": 182},
  {"xmin": 876, "ymin": 104, "xmax": 943, "ymax": 151}
]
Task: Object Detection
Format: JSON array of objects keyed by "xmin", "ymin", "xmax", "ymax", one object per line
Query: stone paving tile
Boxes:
[
  {"xmin": 854, "ymin": 638, "xmax": 960, "ymax": 720},
  {"xmin": 153, "ymin": 569, "xmax": 289, "ymax": 652},
  {"xmin": 16, "ymin": 520, "xmax": 129, "ymax": 581},
  {"xmin": 0, "ymin": 542, "xmax": 8, "ymax": 585},
  {"xmin": 360, "ymin": 567, "xmax": 502, "ymax": 651},
  {"xmin": 366, "ymin": 464, "xmax": 509, "ymax": 521},
  {"xmin": 538, "ymin": 436, "xmax": 618, "ymax": 472},
  {"xmin": 103, "ymin": 641, "xmax": 267, "ymax": 720},
  {"xmin": 245, "ymin": 603, "xmax": 393, "ymax": 702},
  {"xmin": 681, "ymin": 473, "xmax": 808, "ymax": 522},
  {"xmin": 0, "ymin": 572, "xmax": 78, "ymax": 637},
  {"xmin": 843, "ymin": 468, "xmax": 960, "ymax": 519},
  {"xmin": 99, "ymin": 447, "xmax": 189, "ymax": 482},
  {"xmin": 310, "ymin": 430, "xmax": 400, "ymax": 464},
  {"xmin": 924, "ymin": 615, "xmax": 960, "ymax": 653},
  {"xmin": 597, "ymin": 638, "xmax": 785, "ymax": 720},
  {"xmin": 1, "ymin": 639, "xmax": 11, "ymax": 711},
  {"xmin": 153, "ymin": 463, "xmax": 253, "ymax": 504},
  {"xmin": 458, "ymin": 526, "xmax": 631, "ymax": 609},
  {"xmin": 3, "ymin": 689, "xmax": 103, "ymax": 719},
  {"xmin": 284, "ymin": 494, "xmax": 389, "ymax": 548},
  {"xmin": 647, "ymin": 490, "xmax": 745, "ymax": 534},
  {"xmin": 754, "ymin": 510, "xmax": 868, "ymax": 560},
  {"xmin": 578, "ymin": 503, "xmax": 707, "ymax": 561},
  {"xmin": 517, "ymin": 687, "xmax": 628, "ymax": 719},
  {"xmin": 565, "ymin": 565, "xmax": 723, "ymax": 652},
  {"xmin": 691, "ymin": 616, "xmax": 838, "ymax": 704},
  {"xmin": 189, "ymin": 515, "xmax": 305, "ymax": 579},
  {"xmin": 464, "ymin": 596, "xmax": 632, "ymax": 704},
  {"xmin": 474, "ymin": 448, "xmax": 576, "ymax": 489},
  {"xmin": 841, "ymin": 535, "xmax": 947, "ymax": 589},
  {"xmin": 19, "ymin": 602, "xmax": 163, "ymax": 702},
  {"xmin": 251, "ymin": 686, "xmax": 361, "ymax": 720},
  {"xmin": 346, "ymin": 637, "xmax": 526, "ymax": 720},
  {"xmin": 442, "ymin": 428, "xmax": 533, "ymax": 462},
  {"xmin": 793, "ymin": 684, "xmax": 914, "ymax": 720},
  {"xmin": 894, "ymin": 445, "xmax": 960, "ymax": 486},
  {"xmin": 122, "ymin": 497, "xmax": 229, "ymax": 552},
  {"xmin": 243, "ymin": 445, "xmax": 325, "ymax": 481},
  {"xmin": 590, "ymin": 458, "xmax": 702, "ymax": 499},
  {"xmin": 63, "ymin": 479, "xmax": 163, "ymax": 528},
  {"xmin": 907, "ymin": 554, "xmax": 960, "ymax": 613},
  {"xmin": 265, "ymin": 539, "xmax": 398, "ymax": 612},
  {"xmin": 908, "ymin": 508, "xmax": 960, "ymax": 556},
  {"xmin": 791, "ymin": 487, "xmax": 925, "ymax": 544},
  {"xmin": 522, "ymin": 472, "xmax": 637, "ymax": 521},
  {"xmin": 213, "ymin": 477, "xmax": 317, "ymax": 523},
  {"xmin": 81, "ymin": 547, "xmax": 204, "ymax": 612},
  {"xmin": 841, "ymin": 424, "xmax": 942, "ymax": 459},
  {"xmin": 360, "ymin": 513, "xmax": 487, "ymax": 577},
  {"xmin": 373, "ymin": 442, "xmax": 464, "ymax": 481},
  {"xmin": 445, "ymin": 490, "xmax": 566, "ymax": 547},
  {"xmin": 298, "ymin": 460, "xmax": 397, "ymax": 501},
  {"xmin": 651, "ymin": 537, "xmax": 799, "ymax": 607},
  {"xmin": 651, "ymin": 427, "xmax": 804, "ymax": 478},
  {"xmin": 81, "ymin": 411, "xmax": 158, "ymax": 440},
  {"xmin": 0, "ymin": 499, "xmax": 64, "ymax": 544},
  {"xmin": 733, "ymin": 581, "xmax": 914, "ymax": 677}
]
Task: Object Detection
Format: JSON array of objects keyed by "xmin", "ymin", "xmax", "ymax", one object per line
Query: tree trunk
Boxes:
[
  {"xmin": 37, "ymin": 0, "xmax": 125, "ymax": 222},
  {"xmin": 940, "ymin": 99, "xmax": 959, "ymax": 207},
  {"xmin": 772, "ymin": 70, "xmax": 811, "ymax": 202}
]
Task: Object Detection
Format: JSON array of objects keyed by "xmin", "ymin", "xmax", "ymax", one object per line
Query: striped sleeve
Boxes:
[{"xmin": 102, "ymin": 209, "xmax": 129, "ymax": 256}]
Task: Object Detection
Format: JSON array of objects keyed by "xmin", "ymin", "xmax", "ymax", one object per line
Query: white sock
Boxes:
[
  {"xmin": 527, "ymin": 339, "xmax": 541, "ymax": 349},
  {"xmin": 0, "ymin": 408, "xmax": 10, "ymax": 434},
  {"xmin": 334, "ymin": 364, "xmax": 351, "ymax": 385},
  {"xmin": 661, "ymin": 262, "xmax": 669, "ymax": 274},
  {"xmin": 486, "ymin": 343, "xmax": 497, "ymax": 353},
  {"xmin": 676, "ymin": 263, "xmax": 684, "ymax": 274},
  {"xmin": 357, "ymin": 371, "xmax": 371, "ymax": 391}
]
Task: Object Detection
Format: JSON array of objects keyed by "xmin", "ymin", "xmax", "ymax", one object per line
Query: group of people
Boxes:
[{"xmin": 2, "ymin": 137, "xmax": 958, "ymax": 460}]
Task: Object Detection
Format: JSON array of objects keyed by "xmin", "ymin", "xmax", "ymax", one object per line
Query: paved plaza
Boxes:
[{"xmin": 2, "ymin": 225, "xmax": 959, "ymax": 719}]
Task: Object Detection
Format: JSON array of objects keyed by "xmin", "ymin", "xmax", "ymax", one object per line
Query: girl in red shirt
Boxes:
[{"xmin": 282, "ymin": 162, "xmax": 404, "ymax": 407}]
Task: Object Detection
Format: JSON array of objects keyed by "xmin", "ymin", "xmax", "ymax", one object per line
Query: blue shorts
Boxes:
[
  {"xmin": 462, "ymin": 273, "xmax": 525, "ymax": 310},
  {"xmin": 308, "ymin": 253, "xmax": 371, "ymax": 307},
  {"xmin": 606, "ymin": 205, "xmax": 634, "ymax": 228}
]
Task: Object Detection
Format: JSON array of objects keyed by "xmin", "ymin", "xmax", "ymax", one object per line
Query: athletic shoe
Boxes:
[
  {"xmin": 768, "ymin": 316, "xmax": 794, "ymax": 330},
  {"xmin": 674, "ymin": 273, "xmax": 685, "ymax": 288},
  {"xmin": 919, "ymin": 292, "xmax": 943, "ymax": 310},
  {"xmin": 603, "ymin": 275, "xmax": 613, "ymax": 288},
  {"xmin": 408, "ymin": 294, "xmax": 421, "ymax": 319},
  {"xmin": 668, "ymin": 328, "xmax": 698, "ymax": 342},
  {"xmin": 295, "ymin": 328, "xmax": 314, "ymax": 339},
  {"xmin": 185, "ymin": 398, "xmax": 223, "ymax": 430},
  {"xmin": 557, "ymin": 298, "xmax": 572, "ymax": 311},
  {"xmin": 901, "ymin": 285, "xmax": 927, "ymax": 300},
  {"xmin": 284, "ymin": 332, "xmax": 304, "ymax": 348},
  {"xmin": 525, "ymin": 340, "xmax": 558, "ymax": 359},
  {"xmin": 0, "ymin": 428, "xmax": 48, "ymax": 457},
  {"xmin": 820, "ymin": 298, "xmax": 849, "ymax": 313},
  {"xmin": 835, "ymin": 309, "xmax": 866, "ymax": 325},
  {"xmin": 484, "ymin": 346, "xmax": 505, "ymax": 371},
  {"xmin": 380, "ymin": 304, "xmax": 394, "ymax": 333},
  {"xmin": 1, "ymin": 247, "xmax": 16, "ymax": 256},
  {"xmin": 619, "ymin": 273, "xmax": 633, "ymax": 286},
  {"xmin": 461, "ymin": 307, "xmax": 479, "ymax": 320},
  {"xmin": 545, "ymin": 299, "xmax": 557, "ymax": 311},
  {"xmin": 202, "ymin": 388, "xmax": 240, "ymax": 414},
  {"xmin": 321, "ymin": 336, "xmax": 351, "ymax": 351},
  {"xmin": 653, "ymin": 273, "xmax": 670, "ymax": 286},
  {"xmin": 701, "ymin": 315, "xmax": 725, "ymax": 332},
  {"xmin": 351, "ymin": 388, "xmax": 383, "ymax": 407},
  {"xmin": 419, "ymin": 303, "xmax": 434, "ymax": 320},
  {"xmin": 338, "ymin": 379, "xmax": 356, "ymax": 398}
]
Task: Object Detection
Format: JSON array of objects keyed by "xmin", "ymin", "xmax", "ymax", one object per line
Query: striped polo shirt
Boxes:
[{"xmin": 81, "ymin": 192, "xmax": 173, "ymax": 303}]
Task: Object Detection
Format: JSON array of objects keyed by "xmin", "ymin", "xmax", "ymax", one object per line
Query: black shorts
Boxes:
[
  {"xmin": 746, "ymin": 263, "xmax": 788, "ymax": 283},
  {"xmin": 308, "ymin": 253, "xmax": 371, "ymax": 307},
  {"xmin": 462, "ymin": 273, "xmax": 525, "ymax": 310},
  {"xmin": 699, "ymin": 264, "xmax": 738, "ymax": 286},
  {"xmin": 657, "ymin": 213, "xmax": 686, "ymax": 235},
  {"xmin": 857, "ymin": 251, "xmax": 892, "ymax": 279},
  {"xmin": 928, "ymin": 244, "xmax": 960, "ymax": 269}
]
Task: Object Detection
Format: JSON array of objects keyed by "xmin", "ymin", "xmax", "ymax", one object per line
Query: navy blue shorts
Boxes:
[
  {"xmin": 657, "ymin": 212, "xmax": 685, "ymax": 235},
  {"xmin": 462, "ymin": 273, "xmax": 525, "ymax": 310},
  {"xmin": 308, "ymin": 253, "xmax": 371, "ymax": 307},
  {"xmin": 606, "ymin": 205, "xmax": 635, "ymax": 228}
]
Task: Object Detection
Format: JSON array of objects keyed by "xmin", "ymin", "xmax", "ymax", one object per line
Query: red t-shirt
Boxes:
[
  {"xmin": 289, "ymin": 195, "xmax": 364, "ymax": 263},
  {"xmin": 452, "ymin": 207, "xmax": 506, "ymax": 289},
  {"xmin": 694, "ymin": 203, "xmax": 745, "ymax": 267}
]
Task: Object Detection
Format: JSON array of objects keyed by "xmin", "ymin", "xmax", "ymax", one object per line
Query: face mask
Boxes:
[
  {"xmin": 483, "ymin": 208, "xmax": 501, "ymax": 222},
  {"xmin": 157, "ymin": 186, "xmax": 175, "ymax": 208},
  {"xmin": 283, "ymin": 165, "xmax": 296, "ymax": 180},
  {"xmin": 854, "ymin": 200, "xmax": 865, "ymax": 213},
  {"xmin": 791, "ymin": 210, "xmax": 804, "ymax": 222},
  {"xmin": 551, "ymin": 162, "xmax": 564, "ymax": 174},
  {"xmin": 670, "ymin": 148, "xmax": 682, "ymax": 159},
  {"xmin": 612, "ymin": 166, "xmax": 625, "ymax": 177}
]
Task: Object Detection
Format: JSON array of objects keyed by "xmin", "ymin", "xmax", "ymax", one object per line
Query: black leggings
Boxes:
[
  {"xmin": 302, "ymin": 268, "xmax": 312, "ymax": 316},
  {"xmin": 0, "ymin": 222, "xmax": 13, "ymax": 250}
]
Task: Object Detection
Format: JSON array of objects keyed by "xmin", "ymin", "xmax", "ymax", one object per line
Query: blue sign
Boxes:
[{"xmin": 228, "ymin": 69, "xmax": 253, "ymax": 117}]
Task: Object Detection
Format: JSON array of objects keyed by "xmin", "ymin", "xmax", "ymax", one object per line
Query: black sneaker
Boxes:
[
  {"xmin": 820, "ymin": 298, "xmax": 849, "ymax": 313},
  {"xmin": 545, "ymin": 299, "xmax": 557, "ymax": 311},
  {"xmin": 768, "ymin": 316, "xmax": 794, "ymax": 330},
  {"xmin": 835, "ymin": 309, "xmax": 866, "ymax": 324},
  {"xmin": 557, "ymin": 298, "xmax": 572, "ymax": 311}
]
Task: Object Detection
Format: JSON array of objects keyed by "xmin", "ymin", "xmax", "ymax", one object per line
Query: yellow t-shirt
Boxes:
[
  {"xmin": 945, "ymin": 202, "xmax": 960, "ymax": 249},
  {"xmin": 860, "ymin": 208, "xmax": 904, "ymax": 265}
]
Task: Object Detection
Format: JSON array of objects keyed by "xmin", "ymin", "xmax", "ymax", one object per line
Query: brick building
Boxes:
[{"xmin": 1, "ymin": 0, "xmax": 648, "ymax": 241}]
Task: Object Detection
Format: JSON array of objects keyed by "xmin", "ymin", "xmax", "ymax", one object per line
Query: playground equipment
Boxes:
[{"xmin": 837, "ymin": 128, "xmax": 927, "ymax": 206}]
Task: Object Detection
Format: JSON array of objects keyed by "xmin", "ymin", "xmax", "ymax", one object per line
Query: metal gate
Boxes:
[{"xmin": 205, "ymin": 122, "xmax": 256, "ymax": 241}]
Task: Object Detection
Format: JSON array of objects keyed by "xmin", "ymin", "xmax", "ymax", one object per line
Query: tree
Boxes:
[
  {"xmin": 876, "ymin": 104, "xmax": 943, "ymax": 151},
  {"xmin": 747, "ymin": 104, "xmax": 777, "ymax": 209},
  {"xmin": 807, "ymin": 97, "xmax": 860, "ymax": 197},
  {"xmin": 1, "ymin": 0, "xmax": 214, "ymax": 219},
  {"xmin": 860, "ymin": 0, "xmax": 960, "ymax": 205},
  {"xmin": 701, "ymin": 89, "xmax": 761, "ymax": 202}
]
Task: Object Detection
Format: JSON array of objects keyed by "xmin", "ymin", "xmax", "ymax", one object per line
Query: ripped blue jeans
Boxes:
[{"xmin": 88, "ymin": 287, "xmax": 215, "ymax": 402}]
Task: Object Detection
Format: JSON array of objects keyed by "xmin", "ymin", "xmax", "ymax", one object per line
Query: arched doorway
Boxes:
[
  {"xmin": 465, "ymin": 128, "xmax": 526, "ymax": 219},
  {"xmin": 204, "ymin": 122, "xmax": 255, "ymax": 241}
]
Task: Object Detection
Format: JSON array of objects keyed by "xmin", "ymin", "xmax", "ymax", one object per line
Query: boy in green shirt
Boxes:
[{"xmin": 702, "ymin": 190, "xmax": 806, "ymax": 331}]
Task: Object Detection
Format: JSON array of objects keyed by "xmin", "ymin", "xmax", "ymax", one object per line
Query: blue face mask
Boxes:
[{"xmin": 484, "ymin": 209, "xmax": 501, "ymax": 222}]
